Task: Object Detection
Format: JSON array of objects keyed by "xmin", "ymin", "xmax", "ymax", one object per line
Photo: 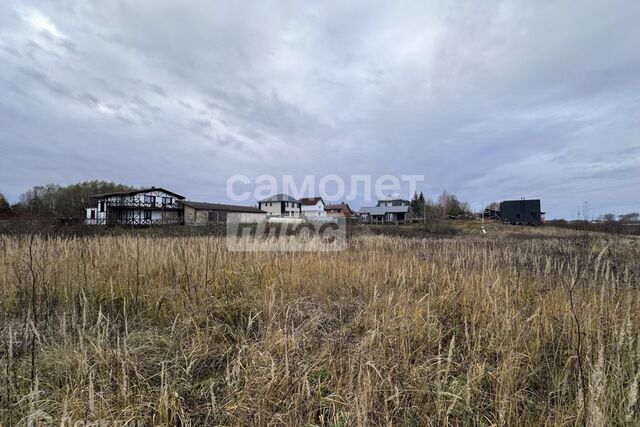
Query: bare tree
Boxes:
[
  {"xmin": 618, "ymin": 212, "xmax": 640, "ymax": 223},
  {"xmin": 601, "ymin": 213, "xmax": 616, "ymax": 222}
]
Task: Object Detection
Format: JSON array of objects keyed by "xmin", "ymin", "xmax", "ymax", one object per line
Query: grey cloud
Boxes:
[{"xmin": 0, "ymin": 0, "xmax": 638, "ymax": 217}]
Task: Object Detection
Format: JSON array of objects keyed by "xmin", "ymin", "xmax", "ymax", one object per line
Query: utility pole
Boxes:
[
  {"xmin": 583, "ymin": 201, "xmax": 589, "ymax": 222},
  {"xmin": 423, "ymin": 200, "xmax": 427, "ymax": 228}
]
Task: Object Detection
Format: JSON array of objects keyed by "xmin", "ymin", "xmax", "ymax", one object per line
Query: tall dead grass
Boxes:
[{"xmin": 0, "ymin": 232, "xmax": 639, "ymax": 425}]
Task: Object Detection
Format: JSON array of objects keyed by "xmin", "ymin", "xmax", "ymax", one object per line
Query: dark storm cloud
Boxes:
[{"xmin": 0, "ymin": 0, "xmax": 638, "ymax": 217}]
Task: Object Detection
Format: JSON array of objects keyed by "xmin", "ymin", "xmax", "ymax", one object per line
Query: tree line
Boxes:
[
  {"xmin": 409, "ymin": 190, "xmax": 474, "ymax": 219},
  {"xmin": 0, "ymin": 181, "xmax": 134, "ymax": 218},
  {"xmin": 598, "ymin": 212, "xmax": 640, "ymax": 223}
]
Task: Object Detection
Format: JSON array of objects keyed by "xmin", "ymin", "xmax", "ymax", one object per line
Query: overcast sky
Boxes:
[{"xmin": 1, "ymin": 1, "xmax": 638, "ymax": 218}]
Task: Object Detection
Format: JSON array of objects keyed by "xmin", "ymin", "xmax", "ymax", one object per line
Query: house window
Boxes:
[
  {"xmin": 90, "ymin": 209, "xmax": 95, "ymax": 219},
  {"xmin": 144, "ymin": 195, "xmax": 156, "ymax": 205},
  {"xmin": 99, "ymin": 201, "xmax": 105, "ymax": 212},
  {"xmin": 208, "ymin": 211, "xmax": 227, "ymax": 222},
  {"xmin": 162, "ymin": 197, "xmax": 172, "ymax": 205},
  {"xmin": 144, "ymin": 210, "xmax": 152, "ymax": 220}
]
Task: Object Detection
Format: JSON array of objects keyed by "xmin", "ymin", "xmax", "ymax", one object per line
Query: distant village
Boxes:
[
  {"xmin": 81, "ymin": 187, "xmax": 545, "ymax": 227},
  {"xmin": 4, "ymin": 182, "xmax": 640, "ymax": 235}
]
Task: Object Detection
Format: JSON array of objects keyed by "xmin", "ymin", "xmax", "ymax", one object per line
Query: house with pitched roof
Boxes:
[
  {"xmin": 325, "ymin": 203, "xmax": 355, "ymax": 217},
  {"xmin": 257, "ymin": 194, "xmax": 302, "ymax": 217},
  {"xmin": 85, "ymin": 187, "xmax": 266, "ymax": 226},
  {"xmin": 85, "ymin": 187, "xmax": 185, "ymax": 226},
  {"xmin": 300, "ymin": 197, "xmax": 326, "ymax": 217},
  {"xmin": 359, "ymin": 196, "xmax": 412, "ymax": 224}
]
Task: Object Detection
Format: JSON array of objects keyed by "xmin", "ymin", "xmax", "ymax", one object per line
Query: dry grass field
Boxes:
[{"xmin": 1, "ymin": 227, "xmax": 639, "ymax": 425}]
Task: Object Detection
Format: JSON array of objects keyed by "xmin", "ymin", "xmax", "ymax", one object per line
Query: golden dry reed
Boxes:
[{"xmin": 0, "ymin": 231, "xmax": 639, "ymax": 426}]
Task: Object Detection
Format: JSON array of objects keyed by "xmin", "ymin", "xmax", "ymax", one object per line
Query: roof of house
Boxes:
[
  {"xmin": 378, "ymin": 195, "xmax": 409, "ymax": 202},
  {"xmin": 300, "ymin": 197, "xmax": 325, "ymax": 206},
  {"xmin": 91, "ymin": 187, "xmax": 185, "ymax": 200},
  {"xmin": 258, "ymin": 194, "xmax": 300, "ymax": 203},
  {"xmin": 359, "ymin": 205, "xmax": 410, "ymax": 215},
  {"xmin": 325, "ymin": 203, "xmax": 354, "ymax": 212},
  {"xmin": 80, "ymin": 201, "xmax": 97, "ymax": 209},
  {"xmin": 181, "ymin": 201, "xmax": 265, "ymax": 214}
]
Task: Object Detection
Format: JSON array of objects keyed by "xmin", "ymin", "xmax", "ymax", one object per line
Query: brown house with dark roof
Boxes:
[{"xmin": 325, "ymin": 203, "xmax": 355, "ymax": 217}]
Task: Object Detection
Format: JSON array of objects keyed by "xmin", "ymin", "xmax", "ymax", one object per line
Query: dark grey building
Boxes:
[
  {"xmin": 500, "ymin": 199, "xmax": 544, "ymax": 225},
  {"xmin": 359, "ymin": 196, "xmax": 413, "ymax": 224}
]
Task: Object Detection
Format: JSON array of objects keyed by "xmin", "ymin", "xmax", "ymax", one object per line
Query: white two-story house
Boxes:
[
  {"xmin": 85, "ymin": 187, "xmax": 185, "ymax": 226},
  {"xmin": 257, "ymin": 194, "xmax": 302, "ymax": 217},
  {"xmin": 300, "ymin": 197, "xmax": 326, "ymax": 217}
]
